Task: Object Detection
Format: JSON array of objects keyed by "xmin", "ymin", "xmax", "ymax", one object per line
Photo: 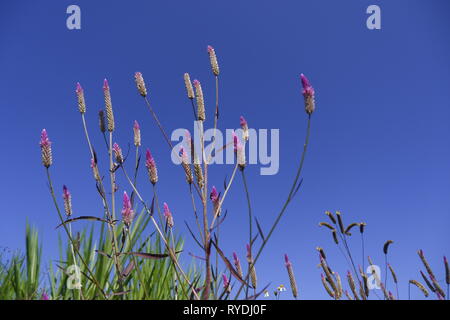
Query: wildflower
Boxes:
[
  {"xmin": 184, "ymin": 73, "xmax": 194, "ymax": 99},
  {"xmin": 62, "ymin": 185, "xmax": 72, "ymax": 217},
  {"xmin": 277, "ymin": 284, "xmax": 286, "ymax": 292},
  {"xmin": 180, "ymin": 147, "xmax": 193, "ymax": 184},
  {"xmin": 98, "ymin": 110, "xmax": 106, "ymax": 133},
  {"xmin": 135, "ymin": 72, "xmax": 147, "ymax": 97},
  {"xmin": 207, "ymin": 45, "xmax": 220, "ymax": 76},
  {"xmin": 240, "ymin": 116, "xmax": 249, "ymax": 141},
  {"xmin": 232, "ymin": 131, "xmax": 246, "ymax": 168},
  {"xmin": 284, "ymin": 254, "xmax": 298, "ymax": 298},
  {"xmin": 41, "ymin": 292, "xmax": 50, "ymax": 300},
  {"xmin": 40, "ymin": 129, "xmax": 52, "ymax": 168},
  {"xmin": 300, "ymin": 73, "xmax": 315, "ymax": 115},
  {"xmin": 193, "ymin": 79, "xmax": 205, "ymax": 121},
  {"xmin": 103, "ymin": 79, "xmax": 114, "ymax": 132},
  {"xmin": 133, "ymin": 120, "xmax": 141, "ymax": 147},
  {"xmin": 222, "ymin": 274, "xmax": 231, "ymax": 293},
  {"xmin": 263, "ymin": 290, "xmax": 270, "ymax": 298},
  {"xmin": 246, "ymin": 244, "xmax": 257, "ymax": 289},
  {"xmin": 90, "ymin": 158, "xmax": 100, "ymax": 181},
  {"xmin": 232, "ymin": 252, "xmax": 243, "ymax": 279},
  {"xmin": 76, "ymin": 82, "xmax": 86, "ymax": 114},
  {"xmin": 163, "ymin": 202, "xmax": 174, "ymax": 228},
  {"xmin": 113, "ymin": 143, "xmax": 124, "ymax": 164},
  {"xmin": 210, "ymin": 186, "xmax": 221, "ymax": 216},
  {"xmin": 145, "ymin": 149, "xmax": 158, "ymax": 185},
  {"xmin": 121, "ymin": 192, "xmax": 135, "ymax": 227}
]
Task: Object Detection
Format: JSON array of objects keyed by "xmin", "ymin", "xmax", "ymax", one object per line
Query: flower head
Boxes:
[
  {"xmin": 135, "ymin": 72, "xmax": 147, "ymax": 97},
  {"xmin": 90, "ymin": 157, "xmax": 100, "ymax": 181},
  {"xmin": 41, "ymin": 292, "xmax": 50, "ymax": 300},
  {"xmin": 113, "ymin": 143, "xmax": 123, "ymax": 163},
  {"xmin": 76, "ymin": 82, "xmax": 86, "ymax": 113},
  {"xmin": 121, "ymin": 191, "xmax": 135, "ymax": 226},
  {"xmin": 145, "ymin": 149, "xmax": 158, "ymax": 184},
  {"xmin": 163, "ymin": 202, "xmax": 174, "ymax": 228},
  {"xmin": 133, "ymin": 120, "xmax": 141, "ymax": 147},
  {"xmin": 62, "ymin": 185, "xmax": 72, "ymax": 216},
  {"xmin": 284, "ymin": 254, "xmax": 291, "ymax": 267},
  {"xmin": 222, "ymin": 274, "xmax": 230, "ymax": 292},
  {"xmin": 240, "ymin": 116, "xmax": 249, "ymax": 141},
  {"xmin": 193, "ymin": 80, "xmax": 205, "ymax": 121},
  {"xmin": 184, "ymin": 73, "xmax": 195, "ymax": 99},
  {"xmin": 40, "ymin": 129, "xmax": 52, "ymax": 168},
  {"xmin": 263, "ymin": 290, "xmax": 270, "ymax": 297},
  {"xmin": 207, "ymin": 45, "xmax": 220, "ymax": 76},
  {"xmin": 103, "ymin": 78, "xmax": 114, "ymax": 132},
  {"xmin": 210, "ymin": 186, "xmax": 219, "ymax": 203},
  {"xmin": 300, "ymin": 73, "xmax": 315, "ymax": 115}
]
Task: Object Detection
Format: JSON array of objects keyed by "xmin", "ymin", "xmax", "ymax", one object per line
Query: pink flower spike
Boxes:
[
  {"xmin": 207, "ymin": 45, "xmax": 214, "ymax": 53},
  {"xmin": 233, "ymin": 252, "xmax": 239, "ymax": 262},
  {"xmin": 300, "ymin": 73, "xmax": 314, "ymax": 96},
  {"xmin": 76, "ymin": 82, "xmax": 83, "ymax": 94},
  {"xmin": 210, "ymin": 186, "xmax": 219, "ymax": 203},
  {"xmin": 133, "ymin": 120, "xmax": 140, "ymax": 130},
  {"xmin": 146, "ymin": 149, "xmax": 155, "ymax": 167},
  {"xmin": 193, "ymin": 79, "xmax": 200, "ymax": 87},
  {"xmin": 40, "ymin": 129, "xmax": 51, "ymax": 147},
  {"xmin": 41, "ymin": 292, "xmax": 49, "ymax": 300},
  {"xmin": 121, "ymin": 191, "xmax": 134, "ymax": 226},
  {"xmin": 246, "ymin": 244, "xmax": 251, "ymax": 258},
  {"xmin": 284, "ymin": 254, "xmax": 291, "ymax": 267},
  {"xmin": 163, "ymin": 202, "xmax": 174, "ymax": 228},
  {"xmin": 62, "ymin": 185, "xmax": 70, "ymax": 200},
  {"xmin": 222, "ymin": 274, "xmax": 229, "ymax": 287},
  {"xmin": 240, "ymin": 116, "xmax": 247, "ymax": 127},
  {"xmin": 103, "ymin": 78, "xmax": 109, "ymax": 91}
]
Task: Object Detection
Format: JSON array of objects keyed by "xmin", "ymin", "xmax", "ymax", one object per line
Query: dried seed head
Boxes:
[
  {"xmin": 98, "ymin": 110, "xmax": 106, "ymax": 133},
  {"xmin": 134, "ymin": 72, "xmax": 147, "ymax": 97},
  {"xmin": 420, "ymin": 271, "xmax": 436, "ymax": 292},
  {"xmin": 321, "ymin": 273, "xmax": 335, "ymax": 299},
  {"xmin": 113, "ymin": 143, "xmax": 124, "ymax": 164},
  {"xmin": 335, "ymin": 211, "xmax": 345, "ymax": 234},
  {"xmin": 430, "ymin": 273, "xmax": 446, "ymax": 298},
  {"xmin": 347, "ymin": 271, "xmax": 359, "ymax": 300},
  {"xmin": 240, "ymin": 116, "xmax": 249, "ymax": 141},
  {"xmin": 184, "ymin": 73, "xmax": 195, "ymax": 99},
  {"xmin": 76, "ymin": 82, "xmax": 86, "ymax": 113},
  {"xmin": 62, "ymin": 185, "xmax": 72, "ymax": 217},
  {"xmin": 207, "ymin": 45, "xmax": 220, "ymax": 76},
  {"xmin": 409, "ymin": 280, "xmax": 429, "ymax": 297},
  {"xmin": 133, "ymin": 120, "xmax": 141, "ymax": 147},
  {"xmin": 388, "ymin": 291, "xmax": 395, "ymax": 300},
  {"xmin": 300, "ymin": 73, "xmax": 315, "ymax": 115},
  {"xmin": 121, "ymin": 191, "xmax": 135, "ymax": 227},
  {"xmin": 145, "ymin": 149, "xmax": 158, "ymax": 185},
  {"xmin": 388, "ymin": 264, "xmax": 398, "ymax": 283},
  {"xmin": 40, "ymin": 129, "xmax": 52, "ymax": 168},
  {"xmin": 284, "ymin": 254, "xmax": 298, "ymax": 298},
  {"xmin": 319, "ymin": 222, "xmax": 334, "ymax": 230},
  {"xmin": 194, "ymin": 162, "xmax": 204, "ymax": 189},
  {"xmin": 332, "ymin": 230, "xmax": 339, "ymax": 245},
  {"xmin": 383, "ymin": 240, "xmax": 394, "ymax": 255},
  {"xmin": 193, "ymin": 80, "xmax": 205, "ymax": 121},
  {"xmin": 359, "ymin": 222, "xmax": 367, "ymax": 234},
  {"xmin": 418, "ymin": 249, "xmax": 436, "ymax": 280},
  {"xmin": 325, "ymin": 211, "xmax": 337, "ymax": 224},
  {"xmin": 103, "ymin": 79, "xmax": 115, "ymax": 132},
  {"xmin": 344, "ymin": 223, "xmax": 358, "ymax": 235},
  {"xmin": 163, "ymin": 202, "xmax": 174, "ymax": 228},
  {"xmin": 316, "ymin": 247, "xmax": 326, "ymax": 260},
  {"xmin": 334, "ymin": 272, "xmax": 343, "ymax": 300},
  {"xmin": 444, "ymin": 256, "xmax": 450, "ymax": 285},
  {"xmin": 233, "ymin": 252, "xmax": 243, "ymax": 279}
]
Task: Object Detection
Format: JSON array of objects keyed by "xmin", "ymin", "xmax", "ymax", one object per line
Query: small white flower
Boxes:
[
  {"xmin": 277, "ymin": 284, "xmax": 286, "ymax": 292},
  {"xmin": 264, "ymin": 290, "xmax": 270, "ymax": 297}
]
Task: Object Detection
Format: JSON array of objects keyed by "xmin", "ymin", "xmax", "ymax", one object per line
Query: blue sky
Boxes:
[{"xmin": 0, "ymin": 0, "xmax": 449, "ymax": 299}]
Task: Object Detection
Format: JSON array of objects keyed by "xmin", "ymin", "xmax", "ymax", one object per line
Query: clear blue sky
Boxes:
[{"xmin": 0, "ymin": 0, "xmax": 449, "ymax": 299}]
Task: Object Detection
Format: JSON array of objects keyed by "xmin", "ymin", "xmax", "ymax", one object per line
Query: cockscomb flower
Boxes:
[
  {"xmin": 76, "ymin": 82, "xmax": 86, "ymax": 113},
  {"xmin": 232, "ymin": 131, "xmax": 246, "ymax": 168},
  {"xmin": 193, "ymin": 80, "xmax": 205, "ymax": 121},
  {"xmin": 90, "ymin": 158, "xmax": 100, "ymax": 181},
  {"xmin": 163, "ymin": 202, "xmax": 174, "ymax": 228},
  {"xmin": 121, "ymin": 191, "xmax": 135, "ymax": 226},
  {"xmin": 113, "ymin": 143, "xmax": 123, "ymax": 164},
  {"xmin": 184, "ymin": 73, "xmax": 194, "ymax": 99},
  {"xmin": 133, "ymin": 120, "xmax": 141, "ymax": 147},
  {"xmin": 145, "ymin": 149, "xmax": 158, "ymax": 184},
  {"xmin": 103, "ymin": 79, "xmax": 115, "ymax": 132},
  {"xmin": 40, "ymin": 129, "xmax": 52, "ymax": 168},
  {"xmin": 246, "ymin": 244, "xmax": 257, "ymax": 289},
  {"xmin": 210, "ymin": 186, "xmax": 221, "ymax": 216},
  {"xmin": 179, "ymin": 147, "xmax": 193, "ymax": 185},
  {"xmin": 233, "ymin": 252, "xmax": 243, "ymax": 278},
  {"xmin": 284, "ymin": 254, "xmax": 298, "ymax": 298},
  {"xmin": 222, "ymin": 274, "xmax": 231, "ymax": 293},
  {"xmin": 240, "ymin": 116, "xmax": 249, "ymax": 141},
  {"xmin": 62, "ymin": 185, "xmax": 72, "ymax": 217},
  {"xmin": 207, "ymin": 45, "xmax": 220, "ymax": 76},
  {"xmin": 300, "ymin": 73, "xmax": 315, "ymax": 115},
  {"xmin": 135, "ymin": 72, "xmax": 147, "ymax": 97}
]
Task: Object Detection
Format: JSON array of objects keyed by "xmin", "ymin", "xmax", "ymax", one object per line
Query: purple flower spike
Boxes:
[{"xmin": 121, "ymin": 191, "xmax": 134, "ymax": 226}]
